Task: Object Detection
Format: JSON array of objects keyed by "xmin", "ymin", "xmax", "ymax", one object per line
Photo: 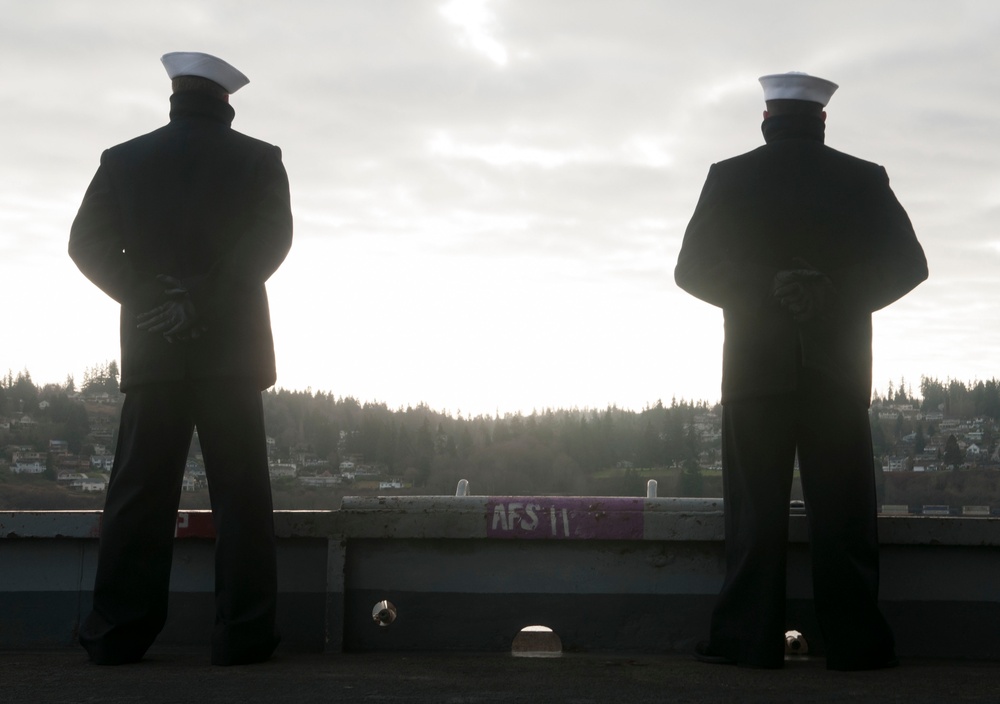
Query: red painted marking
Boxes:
[{"xmin": 174, "ymin": 512, "xmax": 216, "ymax": 538}]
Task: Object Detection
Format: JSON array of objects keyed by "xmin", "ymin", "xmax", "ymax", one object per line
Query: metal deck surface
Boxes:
[{"xmin": 3, "ymin": 649, "xmax": 998, "ymax": 703}]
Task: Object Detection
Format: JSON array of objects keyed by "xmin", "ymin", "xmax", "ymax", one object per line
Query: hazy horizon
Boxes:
[{"xmin": 6, "ymin": 360, "xmax": 995, "ymax": 418}]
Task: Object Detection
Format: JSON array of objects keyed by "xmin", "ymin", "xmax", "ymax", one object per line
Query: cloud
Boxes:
[
  {"xmin": 427, "ymin": 130, "xmax": 596, "ymax": 168},
  {"xmin": 3, "ymin": 0, "xmax": 1000, "ymax": 411},
  {"xmin": 440, "ymin": 0, "xmax": 509, "ymax": 66}
]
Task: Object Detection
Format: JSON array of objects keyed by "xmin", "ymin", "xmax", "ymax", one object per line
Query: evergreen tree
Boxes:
[
  {"xmin": 870, "ymin": 415, "xmax": 888, "ymax": 456},
  {"xmin": 639, "ymin": 420, "xmax": 661, "ymax": 467},
  {"xmin": 12, "ymin": 369, "xmax": 38, "ymax": 413},
  {"xmin": 678, "ymin": 457, "xmax": 705, "ymax": 497},
  {"xmin": 943, "ymin": 434, "xmax": 963, "ymax": 469},
  {"xmin": 920, "ymin": 376, "xmax": 947, "ymax": 414}
]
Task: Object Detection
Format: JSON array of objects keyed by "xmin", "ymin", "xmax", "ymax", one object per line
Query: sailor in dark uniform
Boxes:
[
  {"xmin": 676, "ymin": 72, "xmax": 927, "ymax": 670},
  {"xmin": 70, "ymin": 51, "xmax": 292, "ymax": 666}
]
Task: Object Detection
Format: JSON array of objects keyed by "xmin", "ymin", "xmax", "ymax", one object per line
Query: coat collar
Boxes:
[
  {"xmin": 761, "ymin": 113, "xmax": 826, "ymax": 144},
  {"xmin": 169, "ymin": 91, "xmax": 235, "ymax": 127}
]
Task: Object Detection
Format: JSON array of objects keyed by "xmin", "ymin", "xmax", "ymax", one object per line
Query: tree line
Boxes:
[
  {"xmin": 873, "ymin": 375, "xmax": 1000, "ymax": 420},
  {"xmin": 1, "ymin": 369, "xmax": 90, "ymax": 454},
  {"xmin": 262, "ymin": 389, "xmax": 712, "ymax": 495},
  {"xmin": 2, "ymin": 367, "xmax": 715, "ymax": 497},
  {"xmin": 4, "ymin": 366, "xmax": 1000, "ymax": 501}
]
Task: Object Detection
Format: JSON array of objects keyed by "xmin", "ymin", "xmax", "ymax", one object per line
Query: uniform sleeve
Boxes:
[
  {"xmin": 674, "ymin": 165, "xmax": 775, "ymax": 310},
  {"xmin": 68, "ymin": 152, "xmax": 163, "ymax": 308},
  {"xmin": 185, "ymin": 146, "xmax": 294, "ymax": 322},
  {"xmin": 827, "ymin": 167, "xmax": 928, "ymax": 313}
]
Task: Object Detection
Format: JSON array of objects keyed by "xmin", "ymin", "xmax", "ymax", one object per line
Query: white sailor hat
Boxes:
[
  {"xmin": 758, "ymin": 71, "xmax": 838, "ymax": 106},
  {"xmin": 160, "ymin": 52, "xmax": 249, "ymax": 94}
]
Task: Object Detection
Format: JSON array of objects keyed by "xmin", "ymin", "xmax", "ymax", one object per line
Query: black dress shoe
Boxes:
[
  {"xmin": 693, "ymin": 641, "xmax": 736, "ymax": 665},
  {"xmin": 827, "ymin": 655, "xmax": 899, "ymax": 671},
  {"xmin": 81, "ymin": 638, "xmax": 148, "ymax": 666},
  {"xmin": 211, "ymin": 634, "xmax": 280, "ymax": 666}
]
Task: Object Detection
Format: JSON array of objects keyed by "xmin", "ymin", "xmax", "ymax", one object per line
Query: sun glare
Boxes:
[{"xmin": 440, "ymin": 0, "xmax": 508, "ymax": 67}]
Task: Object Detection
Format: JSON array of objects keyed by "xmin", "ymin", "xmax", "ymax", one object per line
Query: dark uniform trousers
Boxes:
[
  {"xmin": 80, "ymin": 378, "xmax": 278, "ymax": 665},
  {"xmin": 709, "ymin": 367, "xmax": 895, "ymax": 669}
]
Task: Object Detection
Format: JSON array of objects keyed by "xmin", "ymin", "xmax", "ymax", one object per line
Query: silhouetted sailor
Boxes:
[
  {"xmin": 70, "ymin": 51, "xmax": 292, "ymax": 666},
  {"xmin": 676, "ymin": 71, "xmax": 926, "ymax": 670}
]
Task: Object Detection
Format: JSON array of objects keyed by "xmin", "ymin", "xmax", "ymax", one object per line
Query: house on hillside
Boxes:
[
  {"xmin": 54, "ymin": 454, "xmax": 90, "ymax": 472},
  {"xmin": 70, "ymin": 477, "xmax": 107, "ymax": 492},
  {"xmin": 56, "ymin": 471, "xmax": 88, "ymax": 483},
  {"xmin": 91, "ymin": 455, "xmax": 115, "ymax": 471},
  {"xmin": 269, "ymin": 463, "xmax": 297, "ymax": 479},
  {"xmin": 300, "ymin": 473, "xmax": 342, "ymax": 487},
  {"xmin": 11, "ymin": 451, "xmax": 46, "ymax": 474},
  {"xmin": 883, "ymin": 456, "xmax": 910, "ymax": 472}
]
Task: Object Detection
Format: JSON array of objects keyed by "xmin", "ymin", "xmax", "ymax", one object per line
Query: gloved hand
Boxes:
[
  {"xmin": 771, "ymin": 258, "xmax": 835, "ymax": 324},
  {"xmin": 136, "ymin": 275, "xmax": 206, "ymax": 343}
]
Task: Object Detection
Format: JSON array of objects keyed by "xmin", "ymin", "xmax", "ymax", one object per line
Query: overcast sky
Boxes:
[{"xmin": 3, "ymin": 0, "xmax": 999, "ymax": 416}]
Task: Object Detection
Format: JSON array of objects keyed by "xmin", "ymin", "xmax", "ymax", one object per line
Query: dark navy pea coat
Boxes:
[
  {"xmin": 675, "ymin": 116, "xmax": 927, "ymax": 406},
  {"xmin": 70, "ymin": 90, "xmax": 292, "ymax": 391}
]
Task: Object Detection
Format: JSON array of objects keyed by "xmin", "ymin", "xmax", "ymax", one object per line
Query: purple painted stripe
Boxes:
[{"xmin": 485, "ymin": 497, "xmax": 644, "ymax": 540}]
